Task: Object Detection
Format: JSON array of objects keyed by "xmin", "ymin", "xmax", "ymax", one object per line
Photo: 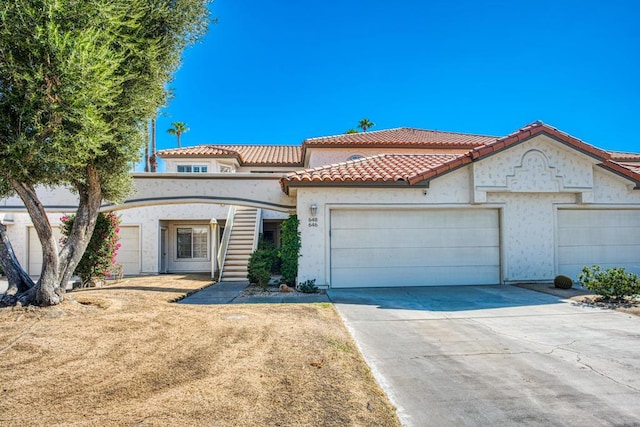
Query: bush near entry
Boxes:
[
  {"xmin": 247, "ymin": 238, "xmax": 278, "ymax": 290},
  {"xmin": 578, "ymin": 265, "xmax": 640, "ymax": 300},
  {"xmin": 279, "ymin": 215, "xmax": 300, "ymax": 285}
]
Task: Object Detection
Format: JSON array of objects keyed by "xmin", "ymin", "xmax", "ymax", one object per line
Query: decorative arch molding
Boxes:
[
  {"xmin": 102, "ymin": 196, "xmax": 296, "ymax": 213},
  {"xmin": 506, "ymin": 149, "xmax": 564, "ymax": 192}
]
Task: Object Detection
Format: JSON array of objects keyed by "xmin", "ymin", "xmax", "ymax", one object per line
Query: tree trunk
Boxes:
[
  {"xmin": 4, "ymin": 166, "xmax": 103, "ymax": 306},
  {"xmin": 144, "ymin": 119, "xmax": 150, "ymax": 172},
  {"xmin": 57, "ymin": 166, "xmax": 103, "ymax": 290},
  {"xmin": 9, "ymin": 179, "xmax": 61, "ymax": 305},
  {"xmin": 150, "ymin": 117, "xmax": 157, "ymax": 172},
  {"xmin": 0, "ymin": 223, "xmax": 36, "ymax": 305}
]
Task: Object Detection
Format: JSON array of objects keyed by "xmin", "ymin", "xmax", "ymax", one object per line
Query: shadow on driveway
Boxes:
[{"xmin": 327, "ymin": 284, "xmax": 566, "ymax": 312}]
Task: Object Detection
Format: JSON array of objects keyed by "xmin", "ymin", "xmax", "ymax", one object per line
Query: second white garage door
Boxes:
[
  {"xmin": 330, "ymin": 209, "xmax": 500, "ymax": 288},
  {"xmin": 557, "ymin": 209, "xmax": 640, "ymax": 279}
]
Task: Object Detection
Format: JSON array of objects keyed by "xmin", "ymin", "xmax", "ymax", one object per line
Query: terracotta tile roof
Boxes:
[
  {"xmin": 158, "ymin": 146, "xmax": 240, "ymax": 157},
  {"xmin": 609, "ymin": 151, "xmax": 640, "ymax": 161},
  {"xmin": 158, "ymin": 145, "xmax": 302, "ymax": 166},
  {"xmin": 468, "ymin": 121, "xmax": 612, "ymax": 161},
  {"xmin": 616, "ymin": 162, "xmax": 640, "ymax": 174},
  {"xmin": 281, "ymin": 121, "xmax": 640, "ymax": 193},
  {"xmin": 302, "ymin": 127, "xmax": 498, "ymax": 148},
  {"xmin": 281, "ymin": 153, "xmax": 466, "ymax": 193},
  {"xmin": 464, "ymin": 121, "xmax": 640, "ymax": 187}
]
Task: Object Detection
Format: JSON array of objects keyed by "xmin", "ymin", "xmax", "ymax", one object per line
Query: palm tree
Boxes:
[
  {"xmin": 345, "ymin": 129, "xmax": 358, "ymax": 134},
  {"xmin": 167, "ymin": 121, "xmax": 189, "ymax": 148},
  {"xmin": 149, "ymin": 117, "xmax": 158, "ymax": 172},
  {"xmin": 144, "ymin": 121, "xmax": 150, "ymax": 172},
  {"xmin": 358, "ymin": 118, "xmax": 374, "ymax": 132}
]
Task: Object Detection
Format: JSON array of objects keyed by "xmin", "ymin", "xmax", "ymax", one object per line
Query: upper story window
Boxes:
[
  {"xmin": 219, "ymin": 165, "xmax": 233, "ymax": 173},
  {"xmin": 347, "ymin": 154, "xmax": 363, "ymax": 161},
  {"xmin": 177, "ymin": 165, "xmax": 208, "ymax": 173}
]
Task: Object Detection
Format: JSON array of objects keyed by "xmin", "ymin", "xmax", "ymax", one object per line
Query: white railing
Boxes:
[
  {"xmin": 252, "ymin": 209, "xmax": 262, "ymax": 252},
  {"xmin": 216, "ymin": 205, "xmax": 236, "ymax": 280}
]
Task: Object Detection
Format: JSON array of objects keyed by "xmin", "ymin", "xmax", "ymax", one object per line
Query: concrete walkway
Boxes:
[
  {"xmin": 328, "ymin": 285, "xmax": 640, "ymax": 427},
  {"xmin": 180, "ymin": 281, "xmax": 249, "ymax": 304},
  {"xmin": 179, "ymin": 280, "xmax": 330, "ymax": 304}
]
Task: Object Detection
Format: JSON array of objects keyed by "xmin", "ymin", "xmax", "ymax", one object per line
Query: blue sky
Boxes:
[{"xmin": 152, "ymin": 0, "xmax": 639, "ymax": 157}]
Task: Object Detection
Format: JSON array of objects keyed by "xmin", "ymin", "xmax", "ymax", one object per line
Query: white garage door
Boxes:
[
  {"xmin": 28, "ymin": 227, "xmax": 63, "ymax": 276},
  {"xmin": 114, "ymin": 226, "xmax": 140, "ymax": 276},
  {"xmin": 330, "ymin": 209, "xmax": 500, "ymax": 288},
  {"xmin": 557, "ymin": 209, "xmax": 640, "ymax": 279}
]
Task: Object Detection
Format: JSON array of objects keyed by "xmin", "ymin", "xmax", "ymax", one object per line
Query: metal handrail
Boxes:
[
  {"xmin": 252, "ymin": 208, "xmax": 262, "ymax": 252},
  {"xmin": 217, "ymin": 205, "xmax": 236, "ymax": 280}
]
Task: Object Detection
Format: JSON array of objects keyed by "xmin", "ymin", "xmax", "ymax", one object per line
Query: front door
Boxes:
[{"xmin": 160, "ymin": 228, "xmax": 168, "ymax": 273}]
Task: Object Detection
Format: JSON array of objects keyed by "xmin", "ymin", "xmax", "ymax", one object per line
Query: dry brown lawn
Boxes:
[{"xmin": 0, "ymin": 275, "xmax": 399, "ymax": 426}]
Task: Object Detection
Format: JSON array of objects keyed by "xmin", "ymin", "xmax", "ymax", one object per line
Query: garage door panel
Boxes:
[
  {"xmin": 114, "ymin": 226, "xmax": 140, "ymax": 275},
  {"xmin": 332, "ymin": 266, "xmax": 499, "ymax": 287},
  {"xmin": 559, "ymin": 245, "xmax": 640, "ymax": 265},
  {"xmin": 331, "ymin": 227, "xmax": 499, "ymax": 249},
  {"xmin": 559, "ymin": 210, "xmax": 640, "ymax": 228},
  {"xmin": 330, "ymin": 209, "xmax": 500, "ymax": 288},
  {"xmin": 331, "ymin": 209, "xmax": 498, "ymax": 230},
  {"xmin": 558, "ymin": 228, "xmax": 640, "ymax": 246},
  {"xmin": 558, "ymin": 210, "xmax": 640, "ymax": 278},
  {"xmin": 331, "ymin": 247, "xmax": 500, "ymax": 269}
]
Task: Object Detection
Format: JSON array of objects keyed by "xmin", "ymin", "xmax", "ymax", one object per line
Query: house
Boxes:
[{"xmin": 2, "ymin": 121, "xmax": 640, "ymax": 288}]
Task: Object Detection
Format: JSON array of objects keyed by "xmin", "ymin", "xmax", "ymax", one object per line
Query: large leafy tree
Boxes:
[
  {"xmin": 167, "ymin": 121, "xmax": 189, "ymax": 147},
  {"xmin": 0, "ymin": 0, "xmax": 211, "ymax": 306}
]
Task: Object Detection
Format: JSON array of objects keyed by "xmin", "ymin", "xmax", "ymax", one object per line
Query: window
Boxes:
[
  {"xmin": 176, "ymin": 227, "xmax": 209, "ymax": 259},
  {"xmin": 219, "ymin": 165, "xmax": 232, "ymax": 173},
  {"xmin": 177, "ymin": 165, "xmax": 208, "ymax": 173},
  {"xmin": 347, "ymin": 154, "xmax": 363, "ymax": 161}
]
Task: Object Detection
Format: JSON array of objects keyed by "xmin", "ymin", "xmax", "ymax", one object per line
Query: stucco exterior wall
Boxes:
[
  {"xmin": 306, "ymin": 147, "xmax": 471, "ymax": 168},
  {"xmin": 1, "ymin": 202, "xmax": 287, "ymax": 275},
  {"xmin": 295, "ymin": 168, "xmax": 473, "ymax": 287},
  {"xmin": 296, "ymin": 136, "xmax": 640, "ymax": 287}
]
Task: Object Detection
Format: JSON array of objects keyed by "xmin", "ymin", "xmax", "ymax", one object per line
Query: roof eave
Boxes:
[{"xmin": 281, "ymin": 179, "xmax": 413, "ymax": 196}]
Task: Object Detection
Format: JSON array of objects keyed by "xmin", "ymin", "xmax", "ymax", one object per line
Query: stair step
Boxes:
[
  {"xmin": 222, "ymin": 271, "xmax": 248, "ymax": 277},
  {"xmin": 226, "ymin": 253, "xmax": 251, "ymax": 259},
  {"xmin": 224, "ymin": 260, "xmax": 248, "ymax": 266},
  {"xmin": 222, "ymin": 266, "xmax": 247, "ymax": 276}
]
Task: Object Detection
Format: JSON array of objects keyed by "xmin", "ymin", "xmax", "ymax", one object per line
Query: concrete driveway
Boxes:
[{"xmin": 328, "ymin": 285, "xmax": 640, "ymax": 427}]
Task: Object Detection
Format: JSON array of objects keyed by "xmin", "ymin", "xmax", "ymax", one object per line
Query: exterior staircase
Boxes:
[{"xmin": 218, "ymin": 207, "xmax": 261, "ymax": 281}]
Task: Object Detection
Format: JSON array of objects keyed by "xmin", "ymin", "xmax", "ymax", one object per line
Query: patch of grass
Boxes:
[
  {"xmin": 327, "ymin": 336, "xmax": 353, "ymax": 353},
  {"xmin": 0, "ymin": 274, "xmax": 400, "ymax": 426}
]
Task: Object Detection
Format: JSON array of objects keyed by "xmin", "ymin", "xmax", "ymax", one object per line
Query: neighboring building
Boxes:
[{"xmin": 2, "ymin": 121, "xmax": 640, "ymax": 287}]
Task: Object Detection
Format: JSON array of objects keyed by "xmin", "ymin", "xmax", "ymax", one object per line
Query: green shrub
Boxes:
[
  {"xmin": 553, "ymin": 275, "xmax": 574, "ymax": 289},
  {"xmin": 257, "ymin": 238, "xmax": 279, "ymax": 274},
  {"xmin": 247, "ymin": 245, "xmax": 275, "ymax": 290},
  {"xmin": 578, "ymin": 265, "xmax": 640, "ymax": 299},
  {"xmin": 60, "ymin": 212, "xmax": 120, "ymax": 285},
  {"xmin": 297, "ymin": 279, "xmax": 318, "ymax": 294},
  {"xmin": 278, "ymin": 215, "xmax": 300, "ymax": 285}
]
